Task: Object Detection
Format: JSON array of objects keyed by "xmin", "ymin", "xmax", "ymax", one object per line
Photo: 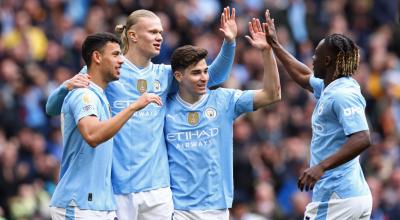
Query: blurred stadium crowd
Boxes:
[{"xmin": 0, "ymin": 0, "xmax": 399, "ymax": 219}]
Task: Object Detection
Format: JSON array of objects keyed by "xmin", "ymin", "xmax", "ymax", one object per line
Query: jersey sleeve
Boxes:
[
  {"xmin": 207, "ymin": 40, "xmax": 236, "ymax": 87},
  {"xmin": 310, "ymin": 75, "xmax": 324, "ymax": 99},
  {"xmin": 332, "ymin": 92, "xmax": 369, "ymax": 135},
  {"xmin": 46, "ymin": 84, "xmax": 69, "ymax": 116},
  {"xmin": 226, "ymin": 89, "xmax": 255, "ymax": 119},
  {"xmin": 68, "ymin": 89, "xmax": 100, "ymax": 124},
  {"xmin": 45, "ymin": 66, "xmax": 88, "ymax": 116}
]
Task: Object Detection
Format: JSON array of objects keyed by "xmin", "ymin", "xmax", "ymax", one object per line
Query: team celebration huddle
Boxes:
[{"xmin": 47, "ymin": 5, "xmax": 372, "ymax": 220}]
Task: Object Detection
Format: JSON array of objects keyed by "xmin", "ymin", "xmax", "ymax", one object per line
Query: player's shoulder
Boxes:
[
  {"xmin": 333, "ymin": 84, "xmax": 362, "ymax": 99},
  {"xmin": 152, "ymin": 63, "xmax": 171, "ymax": 73},
  {"xmin": 69, "ymin": 87, "xmax": 95, "ymax": 97},
  {"xmin": 331, "ymin": 88, "xmax": 365, "ymax": 108},
  {"xmin": 212, "ymin": 87, "xmax": 237, "ymax": 96},
  {"xmin": 209, "ymin": 88, "xmax": 246, "ymax": 105},
  {"xmin": 67, "ymin": 88, "xmax": 100, "ymax": 105}
]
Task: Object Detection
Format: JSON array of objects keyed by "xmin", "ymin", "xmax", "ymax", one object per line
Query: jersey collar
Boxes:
[
  {"xmin": 88, "ymin": 81, "xmax": 104, "ymax": 94},
  {"xmin": 322, "ymin": 76, "xmax": 354, "ymax": 97},
  {"xmin": 122, "ymin": 55, "xmax": 153, "ymax": 76},
  {"xmin": 176, "ymin": 93, "xmax": 209, "ymax": 110}
]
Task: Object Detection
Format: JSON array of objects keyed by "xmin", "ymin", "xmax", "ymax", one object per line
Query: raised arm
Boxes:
[
  {"xmin": 246, "ymin": 19, "xmax": 281, "ymax": 109},
  {"xmin": 78, "ymin": 93, "xmax": 162, "ymax": 147},
  {"xmin": 207, "ymin": 6, "xmax": 237, "ymax": 86},
  {"xmin": 264, "ymin": 10, "xmax": 313, "ymax": 92},
  {"xmin": 46, "ymin": 73, "xmax": 90, "ymax": 116}
]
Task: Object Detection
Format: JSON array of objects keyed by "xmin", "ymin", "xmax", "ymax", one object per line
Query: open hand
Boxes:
[
  {"xmin": 245, "ymin": 18, "xmax": 271, "ymax": 50},
  {"xmin": 64, "ymin": 73, "xmax": 91, "ymax": 91},
  {"xmin": 219, "ymin": 6, "xmax": 237, "ymax": 43},
  {"xmin": 133, "ymin": 92, "xmax": 163, "ymax": 111},
  {"xmin": 264, "ymin": 9, "xmax": 279, "ymax": 46}
]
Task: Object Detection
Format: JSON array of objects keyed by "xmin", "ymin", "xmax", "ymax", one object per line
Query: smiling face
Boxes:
[
  {"xmin": 176, "ymin": 59, "xmax": 209, "ymax": 98},
  {"xmin": 99, "ymin": 42, "xmax": 123, "ymax": 82},
  {"xmin": 128, "ymin": 16, "xmax": 163, "ymax": 59}
]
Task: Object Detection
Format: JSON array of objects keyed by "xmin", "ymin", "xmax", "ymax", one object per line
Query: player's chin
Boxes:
[
  {"xmin": 112, "ymin": 72, "xmax": 120, "ymax": 81},
  {"xmin": 152, "ymin": 50, "xmax": 160, "ymax": 56},
  {"xmin": 197, "ymin": 89, "xmax": 207, "ymax": 95}
]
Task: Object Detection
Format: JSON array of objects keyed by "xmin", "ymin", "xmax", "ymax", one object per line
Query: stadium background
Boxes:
[{"xmin": 0, "ymin": 0, "xmax": 399, "ymax": 219}]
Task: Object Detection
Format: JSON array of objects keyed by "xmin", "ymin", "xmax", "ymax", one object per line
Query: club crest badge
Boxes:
[
  {"xmin": 188, "ymin": 112, "xmax": 200, "ymax": 126},
  {"xmin": 204, "ymin": 107, "xmax": 217, "ymax": 119},
  {"xmin": 153, "ymin": 80, "xmax": 161, "ymax": 92},
  {"xmin": 137, "ymin": 79, "xmax": 147, "ymax": 94}
]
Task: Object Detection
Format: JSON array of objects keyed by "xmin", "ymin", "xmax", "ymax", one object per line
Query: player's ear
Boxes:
[
  {"xmin": 128, "ymin": 30, "xmax": 138, "ymax": 43},
  {"xmin": 325, "ymin": 55, "xmax": 332, "ymax": 66},
  {"xmin": 92, "ymin": 51, "xmax": 102, "ymax": 64},
  {"xmin": 174, "ymin": 70, "xmax": 183, "ymax": 82}
]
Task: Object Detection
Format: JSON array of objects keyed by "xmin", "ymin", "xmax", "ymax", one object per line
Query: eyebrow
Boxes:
[{"xmin": 190, "ymin": 69, "xmax": 202, "ymax": 73}]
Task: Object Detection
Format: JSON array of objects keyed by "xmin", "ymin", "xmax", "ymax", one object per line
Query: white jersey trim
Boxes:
[{"xmin": 176, "ymin": 93, "xmax": 209, "ymax": 110}]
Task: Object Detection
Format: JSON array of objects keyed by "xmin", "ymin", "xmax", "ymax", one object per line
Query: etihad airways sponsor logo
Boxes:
[
  {"xmin": 113, "ymin": 100, "xmax": 135, "ymax": 108},
  {"xmin": 166, "ymin": 128, "xmax": 219, "ymax": 141},
  {"xmin": 113, "ymin": 100, "xmax": 159, "ymax": 118},
  {"xmin": 175, "ymin": 139, "xmax": 213, "ymax": 150},
  {"xmin": 113, "ymin": 100, "xmax": 160, "ymax": 109}
]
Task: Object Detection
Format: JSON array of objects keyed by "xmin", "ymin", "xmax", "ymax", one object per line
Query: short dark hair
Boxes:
[
  {"xmin": 171, "ymin": 45, "xmax": 208, "ymax": 73},
  {"xmin": 324, "ymin": 33, "xmax": 360, "ymax": 78},
  {"xmin": 81, "ymin": 32, "xmax": 121, "ymax": 67}
]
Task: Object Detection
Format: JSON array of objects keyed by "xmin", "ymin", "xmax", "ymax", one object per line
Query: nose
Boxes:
[
  {"xmin": 156, "ymin": 33, "xmax": 163, "ymax": 42},
  {"xmin": 118, "ymin": 55, "xmax": 124, "ymax": 64},
  {"xmin": 200, "ymin": 72, "xmax": 208, "ymax": 81}
]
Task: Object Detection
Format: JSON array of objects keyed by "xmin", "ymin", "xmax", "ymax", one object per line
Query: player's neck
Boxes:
[
  {"xmin": 178, "ymin": 90, "xmax": 204, "ymax": 105},
  {"xmin": 87, "ymin": 71, "xmax": 107, "ymax": 90},
  {"xmin": 124, "ymin": 49, "xmax": 151, "ymax": 68},
  {"xmin": 323, "ymin": 67, "xmax": 337, "ymax": 86}
]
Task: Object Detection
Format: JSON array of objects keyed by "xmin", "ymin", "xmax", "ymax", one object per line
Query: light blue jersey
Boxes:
[
  {"xmin": 164, "ymin": 88, "xmax": 255, "ymax": 210},
  {"xmin": 45, "ymin": 40, "xmax": 236, "ymax": 194},
  {"xmin": 50, "ymin": 83, "xmax": 115, "ymax": 211},
  {"xmin": 106, "ymin": 60, "xmax": 171, "ymax": 193},
  {"xmin": 309, "ymin": 76, "xmax": 371, "ymax": 202}
]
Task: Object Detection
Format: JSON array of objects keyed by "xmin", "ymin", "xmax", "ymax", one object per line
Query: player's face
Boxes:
[
  {"xmin": 100, "ymin": 42, "xmax": 123, "ymax": 82},
  {"xmin": 180, "ymin": 59, "xmax": 209, "ymax": 96},
  {"xmin": 312, "ymin": 39, "xmax": 328, "ymax": 79},
  {"xmin": 130, "ymin": 16, "xmax": 163, "ymax": 59}
]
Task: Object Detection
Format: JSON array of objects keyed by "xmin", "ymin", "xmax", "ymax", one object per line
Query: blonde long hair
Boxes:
[{"xmin": 115, "ymin": 10, "xmax": 158, "ymax": 54}]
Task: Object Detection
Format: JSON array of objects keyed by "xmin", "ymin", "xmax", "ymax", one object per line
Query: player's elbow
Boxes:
[
  {"xmin": 83, "ymin": 135, "xmax": 102, "ymax": 148},
  {"xmin": 264, "ymin": 87, "xmax": 282, "ymax": 104},
  {"xmin": 272, "ymin": 87, "xmax": 282, "ymax": 103},
  {"xmin": 45, "ymin": 104, "xmax": 57, "ymax": 116},
  {"xmin": 361, "ymin": 133, "xmax": 371, "ymax": 150},
  {"xmin": 254, "ymin": 89, "xmax": 281, "ymax": 110},
  {"xmin": 87, "ymin": 140, "xmax": 100, "ymax": 148}
]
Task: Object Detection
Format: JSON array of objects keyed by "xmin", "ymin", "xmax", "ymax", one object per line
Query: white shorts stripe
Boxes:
[{"xmin": 49, "ymin": 206, "xmax": 116, "ymax": 220}]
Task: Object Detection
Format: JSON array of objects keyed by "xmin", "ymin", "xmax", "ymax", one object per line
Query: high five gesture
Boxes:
[{"xmin": 219, "ymin": 7, "xmax": 237, "ymax": 42}]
